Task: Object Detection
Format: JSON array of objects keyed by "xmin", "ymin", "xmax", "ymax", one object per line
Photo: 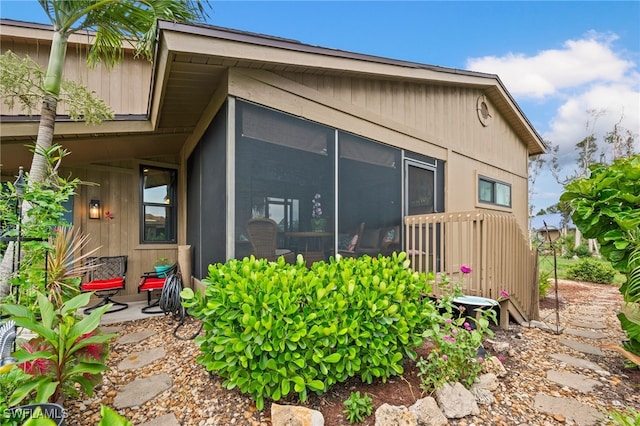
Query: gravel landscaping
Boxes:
[{"xmin": 64, "ymin": 279, "xmax": 640, "ymax": 425}]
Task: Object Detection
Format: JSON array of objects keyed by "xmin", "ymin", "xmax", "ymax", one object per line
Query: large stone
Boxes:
[
  {"xmin": 470, "ymin": 386, "xmax": 495, "ymax": 405},
  {"xmin": 534, "ymin": 393, "xmax": 601, "ymax": 425},
  {"xmin": 481, "ymin": 356, "xmax": 507, "ymax": 377},
  {"xmin": 375, "ymin": 404, "xmax": 417, "ymax": 426},
  {"xmin": 271, "ymin": 403, "xmax": 324, "ymax": 426},
  {"xmin": 474, "ymin": 373, "xmax": 499, "ymax": 391},
  {"xmin": 546, "ymin": 370, "xmax": 601, "ymax": 393},
  {"xmin": 566, "ymin": 328, "xmax": 606, "ymax": 339},
  {"xmin": 409, "ymin": 397, "xmax": 447, "ymax": 426},
  {"xmin": 559, "ymin": 338, "xmax": 604, "ymax": 356},
  {"xmin": 523, "ymin": 320, "xmax": 564, "ymax": 333},
  {"xmin": 117, "ymin": 329, "xmax": 155, "ymax": 345},
  {"xmin": 117, "ymin": 347, "xmax": 166, "ymax": 370},
  {"xmin": 113, "ymin": 373, "xmax": 172, "ymax": 408},
  {"xmin": 549, "ymin": 353, "xmax": 605, "ymax": 373},
  {"xmin": 434, "ymin": 382, "xmax": 479, "ymax": 419},
  {"xmin": 570, "ymin": 320, "xmax": 607, "ymax": 330},
  {"xmin": 138, "ymin": 413, "xmax": 180, "ymax": 426}
]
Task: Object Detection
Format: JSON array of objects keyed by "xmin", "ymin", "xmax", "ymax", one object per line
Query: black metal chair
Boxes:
[
  {"xmin": 80, "ymin": 255, "xmax": 128, "ymax": 314},
  {"xmin": 138, "ymin": 263, "xmax": 178, "ymax": 314}
]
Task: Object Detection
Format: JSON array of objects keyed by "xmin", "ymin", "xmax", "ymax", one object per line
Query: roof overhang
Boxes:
[
  {"xmin": 1, "ymin": 18, "xmax": 546, "ymax": 173},
  {"xmin": 152, "ymin": 20, "xmax": 546, "ymax": 156}
]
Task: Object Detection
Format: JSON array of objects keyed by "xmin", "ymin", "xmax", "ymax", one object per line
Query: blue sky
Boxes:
[{"xmin": 1, "ymin": 1, "xmax": 639, "ymax": 212}]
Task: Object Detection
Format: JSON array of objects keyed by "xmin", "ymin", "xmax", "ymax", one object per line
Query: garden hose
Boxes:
[{"xmin": 159, "ymin": 274, "xmax": 202, "ymax": 340}]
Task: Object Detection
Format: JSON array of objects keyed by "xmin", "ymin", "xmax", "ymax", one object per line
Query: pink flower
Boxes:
[
  {"xmin": 499, "ymin": 290, "xmax": 510, "ymax": 299},
  {"xmin": 442, "ymin": 355, "xmax": 448, "ymax": 361},
  {"xmin": 498, "ymin": 355, "xmax": 505, "ymax": 362},
  {"xmin": 463, "ymin": 322, "xmax": 471, "ymax": 331},
  {"xmin": 445, "ymin": 318, "xmax": 452, "ymax": 324},
  {"xmin": 460, "ymin": 265, "xmax": 472, "ymax": 274},
  {"xmin": 451, "ymin": 328, "xmax": 458, "ymax": 334},
  {"xmin": 478, "ymin": 356, "xmax": 484, "ymax": 362}
]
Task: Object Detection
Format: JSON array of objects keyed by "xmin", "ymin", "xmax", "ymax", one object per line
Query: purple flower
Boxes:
[
  {"xmin": 445, "ymin": 318, "xmax": 452, "ymax": 324},
  {"xmin": 460, "ymin": 265, "xmax": 472, "ymax": 274},
  {"xmin": 463, "ymin": 322, "xmax": 471, "ymax": 331},
  {"xmin": 499, "ymin": 289, "xmax": 510, "ymax": 299},
  {"xmin": 451, "ymin": 328, "xmax": 458, "ymax": 334},
  {"xmin": 498, "ymin": 355, "xmax": 505, "ymax": 362},
  {"xmin": 442, "ymin": 354, "xmax": 448, "ymax": 361},
  {"xmin": 478, "ymin": 356, "xmax": 484, "ymax": 362}
]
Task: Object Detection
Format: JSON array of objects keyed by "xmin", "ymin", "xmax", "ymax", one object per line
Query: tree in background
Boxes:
[
  {"xmin": 0, "ymin": 0, "xmax": 209, "ymax": 296},
  {"xmin": 546, "ymin": 109, "xmax": 637, "ymax": 254}
]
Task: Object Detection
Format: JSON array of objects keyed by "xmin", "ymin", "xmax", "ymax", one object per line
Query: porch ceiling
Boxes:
[{"xmin": 156, "ymin": 59, "xmax": 226, "ymax": 130}]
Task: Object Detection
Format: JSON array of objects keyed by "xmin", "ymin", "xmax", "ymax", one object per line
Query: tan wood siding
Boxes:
[
  {"xmin": 228, "ymin": 68, "xmax": 529, "ymax": 231},
  {"xmin": 69, "ymin": 162, "xmax": 179, "ymax": 302},
  {"xmin": 1, "ymin": 39, "xmax": 151, "ymax": 116}
]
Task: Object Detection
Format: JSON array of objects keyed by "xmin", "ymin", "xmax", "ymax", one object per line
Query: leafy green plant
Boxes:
[
  {"xmin": 607, "ymin": 406, "xmax": 640, "ymax": 426},
  {"xmin": 0, "ymin": 144, "xmax": 88, "ymax": 309},
  {"xmin": 342, "ymin": 391, "xmax": 373, "ymax": 424},
  {"xmin": 98, "ymin": 405, "xmax": 132, "ymax": 426},
  {"xmin": 181, "ymin": 252, "xmax": 435, "ymax": 410},
  {"xmin": 1, "ymin": 292, "xmax": 115, "ymax": 404},
  {"xmin": 0, "ymin": 363, "xmax": 38, "ymax": 426},
  {"xmin": 565, "ymin": 258, "xmax": 616, "ymax": 284},
  {"xmin": 153, "ymin": 257, "xmax": 171, "ymax": 267},
  {"xmin": 561, "ymin": 154, "xmax": 640, "ymax": 361},
  {"xmin": 417, "ymin": 266, "xmax": 496, "ymax": 391},
  {"xmin": 539, "ymin": 269, "xmax": 553, "ymax": 300}
]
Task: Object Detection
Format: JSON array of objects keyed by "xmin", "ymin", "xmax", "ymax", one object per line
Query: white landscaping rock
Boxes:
[
  {"xmin": 481, "ymin": 356, "xmax": 507, "ymax": 377},
  {"xmin": 409, "ymin": 397, "xmax": 448, "ymax": 426},
  {"xmin": 434, "ymin": 382, "xmax": 480, "ymax": 419},
  {"xmin": 375, "ymin": 403, "xmax": 417, "ymax": 426},
  {"xmin": 271, "ymin": 403, "xmax": 324, "ymax": 426}
]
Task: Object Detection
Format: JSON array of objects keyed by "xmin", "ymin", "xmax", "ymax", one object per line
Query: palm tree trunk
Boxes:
[{"xmin": 0, "ymin": 32, "xmax": 67, "ymax": 296}]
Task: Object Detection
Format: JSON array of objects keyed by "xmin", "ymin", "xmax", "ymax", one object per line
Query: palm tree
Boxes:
[
  {"xmin": 0, "ymin": 0, "xmax": 209, "ymax": 296},
  {"xmin": 29, "ymin": 0, "xmax": 209, "ymax": 182}
]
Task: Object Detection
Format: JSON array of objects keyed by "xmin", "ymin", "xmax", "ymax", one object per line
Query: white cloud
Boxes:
[
  {"xmin": 466, "ymin": 31, "xmax": 635, "ymax": 99},
  {"xmin": 467, "ymin": 31, "xmax": 640, "ymax": 211}
]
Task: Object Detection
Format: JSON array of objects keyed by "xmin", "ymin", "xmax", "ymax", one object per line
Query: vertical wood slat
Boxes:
[{"xmin": 404, "ymin": 210, "xmax": 538, "ymax": 321}]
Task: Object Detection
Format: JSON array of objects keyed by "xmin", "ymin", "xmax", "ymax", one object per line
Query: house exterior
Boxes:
[{"xmin": 1, "ymin": 19, "xmax": 545, "ymax": 319}]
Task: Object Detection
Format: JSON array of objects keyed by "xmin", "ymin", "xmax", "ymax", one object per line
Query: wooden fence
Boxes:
[{"xmin": 404, "ymin": 210, "xmax": 539, "ymax": 323}]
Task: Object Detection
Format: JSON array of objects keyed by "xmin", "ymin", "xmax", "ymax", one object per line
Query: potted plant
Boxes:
[{"xmin": 153, "ymin": 257, "xmax": 172, "ymax": 277}]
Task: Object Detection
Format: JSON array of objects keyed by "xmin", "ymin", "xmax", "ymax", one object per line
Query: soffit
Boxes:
[{"xmin": 157, "ymin": 22, "xmax": 546, "ymax": 155}]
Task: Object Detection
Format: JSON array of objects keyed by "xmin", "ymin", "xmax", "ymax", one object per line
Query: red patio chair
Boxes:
[
  {"xmin": 137, "ymin": 263, "xmax": 178, "ymax": 314},
  {"xmin": 80, "ymin": 255, "xmax": 128, "ymax": 314}
]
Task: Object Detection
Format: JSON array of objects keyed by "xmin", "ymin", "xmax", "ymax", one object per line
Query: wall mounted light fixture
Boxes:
[{"xmin": 89, "ymin": 199, "xmax": 101, "ymax": 219}]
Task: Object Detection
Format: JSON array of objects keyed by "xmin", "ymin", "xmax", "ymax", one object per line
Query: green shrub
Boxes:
[
  {"xmin": 181, "ymin": 252, "xmax": 435, "ymax": 410},
  {"xmin": 562, "ymin": 242, "xmax": 591, "ymax": 259},
  {"xmin": 539, "ymin": 269, "xmax": 553, "ymax": 299},
  {"xmin": 342, "ymin": 391, "xmax": 373, "ymax": 424},
  {"xmin": 566, "ymin": 258, "xmax": 616, "ymax": 284}
]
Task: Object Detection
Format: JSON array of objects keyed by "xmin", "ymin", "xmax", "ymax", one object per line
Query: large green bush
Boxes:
[
  {"xmin": 565, "ymin": 258, "xmax": 616, "ymax": 284},
  {"xmin": 561, "ymin": 154, "xmax": 640, "ymax": 361},
  {"xmin": 181, "ymin": 252, "xmax": 435, "ymax": 409}
]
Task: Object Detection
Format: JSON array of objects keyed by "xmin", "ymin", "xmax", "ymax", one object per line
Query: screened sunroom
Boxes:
[{"xmin": 186, "ymin": 99, "xmax": 445, "ymax": 278}]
